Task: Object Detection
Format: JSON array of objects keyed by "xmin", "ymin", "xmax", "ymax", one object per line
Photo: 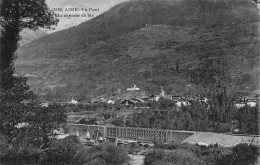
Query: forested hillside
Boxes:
[{"xmin": 15, "ymin": 0, "xmax": 259, "ymax": 101}]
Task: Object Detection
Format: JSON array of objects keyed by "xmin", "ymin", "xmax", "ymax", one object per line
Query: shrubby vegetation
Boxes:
[
  {"xmin": 65, "ymin": 102, "xmax": 116, "ymax": 113},
  {"xmin": 1, "ymin": 145, "xmax": 41, "ymax": 164},
  {"xmin": 145, "ymin": 142, "xmax": 260, "ymax": 165},
  {"xmin": 144, "ymin": 148, "xmax": 204, "ymax": 165},
  {"xmin": 0, "ymin": 103, "xmax": 67, "ymax": 164},
  {"xmin": 0, "ymin": 102, "xmax": 66, "ymax": 146},
  {"xmin": 0, "ymin": 134, "xmax": 8, "ymax": 158},
  {"xmin": 0, "ymin": 71, "xmax": 67, "ymax": 164},
  {"xmin": 126, "ymin": 98, "xmax": 259, "ymax": 134},
  {"xmin": 1, "ymin": 135, "xmax": 129, "ymax": 165},
  {"xmin": 144, "ymin": 149, "xmax": 165, "ymax": 165},
  {"xmin": 40, "ymin": 136, "xmax": 129, "ymax": 165},
  {"xmin": 111, "ymin": 117, "xmax": 125, "ymax": 127},
  {"xmin": 214, "ymin": 143, "xmax": 260, "ymax": 165},
  {"xmin": 39, "ymin": 136, "xmax": 81, "ymax": 164},
  {"xmin": 69, "ymin": 92, "xmax": 258, "ymax": 135}
]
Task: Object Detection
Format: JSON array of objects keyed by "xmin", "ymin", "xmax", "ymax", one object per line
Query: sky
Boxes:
[{"xmin": 46, "ymin": 0, "xmax": 129, "ymax": 33}]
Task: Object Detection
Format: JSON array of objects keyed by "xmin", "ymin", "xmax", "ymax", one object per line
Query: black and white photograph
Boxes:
[{"xmin": 0, "ymin": 0, "xmax": 260, "ymax": 164}]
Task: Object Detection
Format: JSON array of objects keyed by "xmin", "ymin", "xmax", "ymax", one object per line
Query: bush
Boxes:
[
  {"xmin": 103, "ymin": 144, "xmax": 129, "ymax": 165},
  {"xmin": 144, "ymin": 148, "xmax": 205, "ymax": 165},
  {"xmin": 214, "ymin": 148, "xmax": 233, "ymax": 165},
  {"xmin": 203, "ymin": 142, "xmax": 259, "ymax": 165},
  {"xmin": 80, "ymin": 143, "xmax": 129, "ymax": 165},
  {"xmin": 163, "ymin": 149, "xmax": 205, "ymax": 165},
  {"xmin": 143, "ymin": 144, "xmax": 150, "ymax": 148},
  {"xmin": 200, "ymin": 146, "xmax": 232, "ymax": 165},
  {"xmin": 146, "ymin": 142, "xmax": 260, "ymax": 165},
  {"xmin": 177, "ymin": 143, "xmax": 202, "ymax": 157},
  {"xmin": 155, "ymin": 143, "xmax": 181, "ymax": 150},
  {"xmin": 39, "ymin": 136, "xmax": 82, "ymax": 165},
  {"xmin": 151, "ymin": 160, "xmax": 170, "ymax": 165},
  {"xmin": 111, "ymin": 117, "xmax": 125, "ymax": 127},
  {"xmin": 155, "ymin": 143, "xmax": 202, "ymax": 157},
  {"xmin": 0, "ymin": 133, "xmax": 9, "ymax": 157},
  {"xmin": 64, "ymin": 135, "xmax": 81, "ymax": 144},
  {"xmin": 0, "ymin": 132, "xmax": 41, "ymax": 164},
  {"xmin": 202, "ymin": 142, "xmax": 258, "ymax": 165},
  {"xmin": 157, "ymin": 98, "xmax": 175, "ymax": 110},
  {"xmin": 17, "ymin": 146, "xmax": 41, "ymax": 163},
  {"xmin": 0, "ymin": 146, "xmax": 41, "ymax": 164},
  {"xmin": 1, "ymin": 135, "xmax": 129, "ymax": 165},
  {"xmin": 230, "ymin": 143, "xmax": 259, "ymax": 165},
  {"xmin": 144, "ymin": 149, "xmax": 165, "ymax": 165}
]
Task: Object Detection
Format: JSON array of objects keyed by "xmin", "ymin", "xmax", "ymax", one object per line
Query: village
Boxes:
[
  {"xmin": 40, "ymin": 84, "xmax": 258, "ymax": 109},
  {"xmin": 33, "ymin": 84, "xmax": 259, "ymax": 141}
]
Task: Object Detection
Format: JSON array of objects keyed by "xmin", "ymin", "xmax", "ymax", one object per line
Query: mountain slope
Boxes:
[
  {"xmin": 15, "ymin": 0, "xmax": 260, "ymax": 101},
  {"xmin": 19, "ymin": 28, "xmax": 47, "ymax": 46}
]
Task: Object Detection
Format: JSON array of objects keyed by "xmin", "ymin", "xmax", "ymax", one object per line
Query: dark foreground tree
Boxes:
[
  {"xmin": 0, "ymin": 76, "xmax": 35, "ymax": 103},
  {"xmin": 0, "ymin": 0, "xmax": 58, "ymax": 91},
  {"xmin": 0, "ymin": 102, "xmax": 27, "ymax": 143},
  {"xmin": 0, "ymin": 76, "xmax": 36, "ymax": 143},
  {"xmin": 0, "ymin": 0, "xmax": 59, "ymax": 144},
  {"xmin": 0, "ymin": 102, "xmax": 66, "ymax": 147},
  {"xmin": 22, "ymin": 104, "xmax": 66, "ymax": 148}
]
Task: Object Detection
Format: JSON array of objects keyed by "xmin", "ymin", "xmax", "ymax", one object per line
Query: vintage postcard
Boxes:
[{"xmin": 0, "ymin": 0, "xmax": 259, "ymax": 164}]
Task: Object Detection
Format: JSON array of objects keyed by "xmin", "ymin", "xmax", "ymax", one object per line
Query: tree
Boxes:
[
  {"xmin": 237, "ymin": 105, "xmax": 259, "ymax": 135},
  {"xmin": 0, "ymin": 0, "xmax": 58, "ymax": 144},
  {"xmin": 0, "ymin": 76, "xmax": 35, "ymax": 103},
  {"xmin": 0, "ymin": 76, "xmax": 36, "ymax": 144},
  {"xmin": 0, "ymin": 102, "xmax": 27, "ymax": 143},
  {"xmin": 23, "ymin": 104, "xmax": 66, "ymax": 148},
  {"xmin": 111, "ymin": 117, "xmax": 125, "ymax": 127},
  {"xmin": 157, "ymin": 98, "xmax": 175, "ymax": 110},
  {"xmin": 0, "ymin": 17, "xmax": 5, "ymax": 37},
  {"xmin": 0, "ymin": 0, "xmax": 58, "ymax": 90},
  {"xmin": 0, "ymin": 103, "xmax": 66, "ymax": 147},
  {"xmin": 78, "ymin": 144, "xmax": 129, "ymax": 165}
]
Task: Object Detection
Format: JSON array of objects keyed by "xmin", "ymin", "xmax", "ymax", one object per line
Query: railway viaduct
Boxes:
[{"xmin": 67, "ymin": 124, "xmax": 196, "ymax": 144}]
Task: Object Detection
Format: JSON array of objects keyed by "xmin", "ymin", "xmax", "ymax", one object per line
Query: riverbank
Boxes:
[{"xmin": 128, "ymin": 154, "xmax": 144, "ymax": 165}]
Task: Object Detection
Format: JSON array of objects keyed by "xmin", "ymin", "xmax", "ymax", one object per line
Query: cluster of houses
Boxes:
[
  {"xmin": 38, "ymin": 85, "xmax": 258, "ymax": 109},
  {"xmin": 234, "ymin": 96, "xmax": 258, "ymax": 108},
  {"xmin": 89, "ymin": 85, "xmax": 258, "ymax": 109},
  {"xmin": 90, "ymin": 85, "xmax": 209, "ymax": 108},
  {"xmin": 39, "ymin": 98, "xmax": 79, "ymax": 107}
]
